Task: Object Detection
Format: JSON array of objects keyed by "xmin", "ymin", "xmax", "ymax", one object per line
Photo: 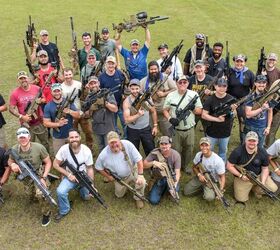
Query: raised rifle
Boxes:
[
  {"xmin": 105, "ymin": 168, "xmax": 149, "ymax": 203},
  {"xmin": 112, "ymin": 11, "xmax": 169, "ymax": 33},
  {"xmin": 235, "ymin": 164, "xmax": 280, "ymax": 201},
  {"xmin": 93, "ymin": 21, "xmax": 100, "ymax": 51},
  {"xmin": 61, "ymin": 160, "xmax": 107, "ymax": 209},
  {"xmin": 160, "ymin": 40, "xmax": 183, "ymax": 74},
  {"xmin": 26, "ymin": 15, "xmax": 39, "ymax": 50},
  {"xmin": 197, "ymin": 163, "xmax": 231, "ymax": 212},
  {"xmin": 23, "ymin": 40, "xmax": 39, "ymax": 78},
  {"xmin": 225, "ymin": 41, "xmax": 230, "ymax": 79},
  {"xmin": 256, "ymin": 47, "xmax": 267, "ymax": 75},
  {"xmin": 10, "ymin": 149, "xmax": 57, "ymax": 206},
  {"xmin": 204, "ymin": 35, "xmax": 210, "ymax": 63},
  {"xmin": 68, "ymin": 16, "xmax": 79, "ymax": 75}
]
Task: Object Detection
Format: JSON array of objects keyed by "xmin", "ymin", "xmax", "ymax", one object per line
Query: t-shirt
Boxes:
[
  {"xmin": 44, "ymin": 100, "xmax": 77, "ymax": 139},
  {"xmin": 228, "ymin": 145, "xmax": 269, "ymax": 175},
  {"xmin": 146, "ymin": 148, "xmax": 181, "ymax": 172},
  {"xmin": 99, "ymin": 39, "xmax": 116, "ymax": 58},
  {"xmin": 37, "ymin": 43, "xmax": 59, "ymax": 67},
  {"xmin": 203, "ymin": 94, "xmax": 234, "ymax": 138},
  {"xmin": 207, "ymin": 57, "xmax": 227, "ymax": 77},
  {"xmin": 120, "ymin": 44, "xmax": 149, "ymax": 80},
  {"xmin": 99, "ymin": 70, "xmax": 125, "ymax": 107},
  {"xmin": 0, "ymin": 147, "xmax": 8, "ymax": 177},
  {"xmin": 163, "ymin": 90, "xmax": 203, "ymax": 130},
  {"xmin": 80, "ymin": 62, "xmax": 100, "ymax": 86},
  {"xmin": 9, "ymin": 85, "xmax": 43, "ymax": 126},
  {"xmin": 0, "ymin": 94, "xmax": 6, "ymax": 128},
  {"xmin": 11, "ymin": 142, "xmax": 49, "ymax": 171},
  {"xmin": 266, "ymin": 67, "xmax": 280, "ymax": 88},
  {"xmin": 193, "ymin": 151, "xmax": 225, "ymax": 179},
  {"xmin": 78, "ymin": 46, "xmax": 101, "ymax": 70},
  {"xmin": 61, "ymin": 80, "xmax": 82, "ymax": 110},
  {"xmin": 267, "ymin": 139, "xmax": 280, "ymax": 182},
  {"xmin": 188, "ymin": 74, "xmax": 213, "ymax": 92},
  {"xmin": 95, "ymin": 140, "xmax": 142, "ymax": 178},
  {"xmin": 56, "ymin": 144, "xmax": 93, "ymax": 173}
]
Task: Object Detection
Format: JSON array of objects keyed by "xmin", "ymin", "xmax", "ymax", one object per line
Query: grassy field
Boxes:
[{"xmin": 1, "ymin": 0, "xmax": 280, "ymax": 249}]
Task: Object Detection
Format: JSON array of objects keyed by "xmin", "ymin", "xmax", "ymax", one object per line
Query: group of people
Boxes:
[{"xmin": 0, "ymin": 23, "xmax": 279, "ymax": 227}]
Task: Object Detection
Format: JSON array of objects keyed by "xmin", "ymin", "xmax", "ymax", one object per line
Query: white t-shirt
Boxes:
[
  {"xmin": 95, "ymin": 140, "xmax": 142, "ymax": 178},
  {"xmin": 193, "ymin": 151, "xmax": 225, "ymax": 179},
  {"xmin": 56, "ymin": 144, "xmax": 93, "ymax": 172},
  {"xmin": 157, "ymin": 56, "xmax": 183, "ymax": 80},
  {"xmin": 61, "ymin": 80, "xmax": 82, "ymax": 110},
  {"xmin": 267, "ymin": 139, "xmax": 280, "ymax": 182}
]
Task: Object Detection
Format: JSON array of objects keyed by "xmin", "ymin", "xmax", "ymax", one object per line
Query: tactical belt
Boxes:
[{"xmin": 175, "ymin": 126, "xmax": 194, "ymax": 132}]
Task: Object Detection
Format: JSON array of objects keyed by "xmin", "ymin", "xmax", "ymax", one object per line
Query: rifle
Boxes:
[
  {"xmin": 61, "ymin": 160, "xmax": 107, "ymax": 209},
  {"xmin": 130, "ymin": 90, "xmax": 154, "ymax": 116},
  {"xmin": 235, "ymin": 164, "xmax": 280, "ymax": 201},
  {"xmin": 10, "ymin": 149, "xmax": 57, "ymax": 206},
  {"xmin": 26, "ymin": 15, "xmax": 39, "ymax": 50},
  {"xmin": 204, "ymin": 35, "xmax": 210, "ymax": 64},
  {"xmin": 160, "ymin": 40, "xmax": 184, "ymax": 73},
  {"xmin": 105, "ymin": 168, "xmax": 149, "ymax": 203},
  {"xmin": 23, "ymin": 40, "xmax": 39, "ymax": 78},
  {"xmin": 197, "ymin": 163, "xmax": 231, "ymax": 212},
  {"xmin": 68, "ymin": 17, "xmax": 79, "ymax": 75},
  {"xmin": 225, "ymin": 41, "xmax": 230, "ymax": 80},
  {"xmin": 256, "ymin": 47, "xmax": 267, "ymax": 75},
  {"xmin": 82, "ymin": 85, "xmax": 120, "ymax": 112},
  {"xmin": 93, "ymin": 21, "xmax": 100, "ymax": 51},
  {"xmin": 0, "ymin": 186, "xmax": 3, "ymax": 204},
  {"xmin": 112, "ymin": 11, "xmax": 169, "ymax": 33}
]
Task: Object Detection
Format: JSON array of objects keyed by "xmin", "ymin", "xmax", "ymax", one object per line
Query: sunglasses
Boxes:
[
  {"xmin": 178, "ymin": 81, "xmax": 188, "ymax": 85},
  {"xmin": 217, "ymin": 84, "xmax": 227, "ymax": 87},
  {"xmin": 16, "ymin": 131, "xmax": 29, "ymax": 136}
]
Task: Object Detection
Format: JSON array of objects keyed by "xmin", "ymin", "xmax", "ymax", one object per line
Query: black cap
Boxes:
[
  {"xmin": 215, "ymin": 78, "xmax": 228, "ymax": 86},
  {"xmin": 158, "ymin": 43, "xmax": 168, "ymax": 50},
  {"xmin": 255, "ymin": 75, "xmax": 268, "ymax": 82},
  {"xmin": 101, "ymin": 28, "xmax": 109, "ymax": 34}
]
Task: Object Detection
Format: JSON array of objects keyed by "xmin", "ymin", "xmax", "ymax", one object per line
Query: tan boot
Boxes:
[{"xmin": 135, "ymin": 200, "xmax": 144, "ymax": 209}]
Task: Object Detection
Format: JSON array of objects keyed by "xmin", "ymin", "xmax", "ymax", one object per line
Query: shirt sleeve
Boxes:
[
  {"xmin": 95, "ymin": 153, "xmax": 105, "ymax": 171},
  {"xmin": 141, "ymin": 44, "xmax": 149, "ymax": 56},
  {"xmin": 0, "ymin": 94, "xmax": 5, "ymax": 106},
  {"xmin": 216, "ymin": 156, "xmax": 226, "ymax": 175},
  {"xmin": 267, "ymin": 140, "xmax": 280, "ymax": 157}
]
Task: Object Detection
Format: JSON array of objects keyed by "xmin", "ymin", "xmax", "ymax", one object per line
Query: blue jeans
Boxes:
[
  {"xmin": 114, "ymin": 109, "xmax": 127, "ymax": 139},
  {"xmin": 149, "ymin": 178, "xmax": 179, "ymax": 205},
  {"xmin": 244, "ymin": 125, "xmax": 266, "ymax": 147},
  {"xmin": 206, "ymin": 135, "xmax": 230, "ymax": 162},
  {"xmin": 56, "ymin": 177, "xmax": 90, "ymax": 215}
]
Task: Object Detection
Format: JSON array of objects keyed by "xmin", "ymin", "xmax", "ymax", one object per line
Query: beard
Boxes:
[
  {"xmin": 39, "ymin": 61, "xmax": 49, "ymax": 66},
  {"xmin": 70, "ymin": 140, "xmax": 81, "ymax": 150},
  {"xmin": 213, "ymin": 53, "xmax": 221, "ymax": 59},
  {"xmin": 149, "ymin": 72, "xmax": 160, "ymax": 82}
]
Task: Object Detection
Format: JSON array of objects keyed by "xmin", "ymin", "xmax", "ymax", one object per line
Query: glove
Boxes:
[
  {"xmin": 152, "ymin": 161, "xmax": 165, "ymax": 169},
  {"xmin": 169, "ymin": 117, "xmax": 180, "ymax": 126},
  {"xmin": 189, "ymin": 103, "xmax": 196, "ymax": 111},
  {"xmin": 136, "ymin": 175, "xmax": 146, "ymax": 186}
]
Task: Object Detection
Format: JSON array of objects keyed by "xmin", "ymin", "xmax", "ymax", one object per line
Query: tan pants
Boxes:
[
  {"xmin": 234, "ymin": 176, "xmax": 278, "ymax": 202},
  {"xmin": 53, "ymin": 138, "xmax": 68, "ymax": 156}
]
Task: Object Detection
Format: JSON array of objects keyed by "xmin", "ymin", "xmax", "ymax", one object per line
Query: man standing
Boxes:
[
  {"xmin": 184, "ymin": 137, "xmax": 225, "ymax": 201},
  {"xmin": 95, "ymin": 131, "xmax": 146, "ymax": 208},
  {"xmin": 123, "ymin": 79, "xmax": 157, "ymax": 156},
  {"xmin": 43, "ymin": 83, "xmax": 80, "ymax": 155},
  {"xmin": 99, "ymin": 27, "xmax": 116, "ymax": 58},
  {"xmin": 207, "ymin": 42, "xmax": 227, "ymax": 77},
  {"xmin": 117, "ymin": 26, "xmax": 151, "ymax": 80},
  {"xmin": 0, "ymin": 93, "xmax": 7, "ymax": 148},
  {"xmin": 201, "ymin": 78, "xmax": 235, "ymax": 162},
  {"xmin": 143, "ymin": 136, "xmax": 181, "ymax": 205},
  {"xmin": 8, "ymin": 127, "xmax": 52, "ymax": 226},
  {"xmin": 163, "ymin": 75, "xmax": 203, "ymax": 173},
  {"xmin": 9, "ymin": 71, "xmax": 49, "ymax": 152},
  {"xmin": 53, "ymin": 129, "xmax": 94, "ymax": 222},
  {"xmin": 157, "ymin": 43, "xmax": 183, "ymax": 81},
  {"xmin": 140, "ymin": 61, "xmax": 176, "ymax": 136}
]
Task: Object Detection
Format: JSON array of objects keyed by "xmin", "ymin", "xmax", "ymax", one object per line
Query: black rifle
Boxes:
[
  {"xmin": 105, "ymin": 168, "xmax": 149, "ymax": 203},
  {"xmin": 82, "ymin": 85, "xmax": 120, "ymax": 112},
  {"xmin": 205, "ymin": 35, "xmax": 210, "ymax": 63},
  {"xmin": 61, "ymin": 160, "xmax": 107, "ymax": 209},
  {"xmin": 160, "ymin": 40, "xmax": 183, "ymax": 73},
  {"xmin": 69, "ymin": 17, "xmax": 79, "ymax": 75},
  {"xmin": 26, "ymin": 15, "xmax": 39, "ymax": 50},
  {"xmin": 256, "ymin": 47, "xmax": 267, "ymax": 75},
  {"xmin": 10, "ymin": 149, "xmax": 57, "ymax": 206},
  {"xmin": 225, "ymin": 41, "xmax": 230, "ymax": 79},
  {"xmin": 93, "ymin": 21, "xmax": 100, "ymax": 51},
  {"xmin": 0, "ymin": 186, "xmax": 4, "ymax": 204},
  {"xmin": 23, "ymin": 40, "xmax": 38, "ymax": 78},
  {"xmin": 235, "ymin": 165, "xmax": 280, "ymax": 201}
]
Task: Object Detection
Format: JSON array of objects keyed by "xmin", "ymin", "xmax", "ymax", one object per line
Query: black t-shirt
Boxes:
[
  {"xmin": 207, "ymin": 57, "xmax": 227, "ymax": 77},
  {"xmin": 0, "ymin": 94, "xmax": 6, "ymax": 128},
  {"xmin": 228, "ymin": 145, "xmax": 269, "ymax": 175},
  {"xmin": 0, "ymin": 147, "xmax": 8, "ymax": 177},
  {"xmin": 203, "ymin": 94, "xmax": 234, "ymax": 138},
  {"xmin": 227, "ymin": 68, "xmax": 254, "ymax": 99},
  {"xmin": 37, "ymin": 42, "xmax": 59, "ymax": 66},
  {"xmin": 183, "ymin": 47, "xmax": 213, "ymax": 64},
  {"xmin": 188, "ymin": 74, "xmax": 213, "ymax": 91}
]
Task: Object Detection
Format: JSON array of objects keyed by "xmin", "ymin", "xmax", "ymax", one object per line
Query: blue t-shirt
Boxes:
[
  {"xmin": 44, "ymin": 100, "xmax": 77, "ymax": 139},
  {"xmin": 99, "ymin": 70, "xmax": 124, "ymax": 107},
  {"xmin": 120, "ymin": 44, "xmax": 149, "ymax": 80}
]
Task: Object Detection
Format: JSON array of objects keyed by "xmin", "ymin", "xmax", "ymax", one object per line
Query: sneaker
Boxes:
[
  {"xmin": 135, "ymin": 200, "xmax": 144, "ymax": 209},
  {"xmin": 54, "ymin": 213, "xmax": 68, "ymax": 223},
  {"xmin": 42, "ymin": 214, "xmax": 51, "ymax": 227}
]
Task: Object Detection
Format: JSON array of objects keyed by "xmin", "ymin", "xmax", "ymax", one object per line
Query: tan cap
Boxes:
[
  {"xmin": 37, "ymin": 50, "xmax": 48, "ymax": 57},
  {"xmin": 177, "ymin": 75, "xmax": 189, "ymax": 82},
  {"xmin": 199, "ymin": 137, "xmax": 211, "ymax": 146},
  {"xmin": 39, "ymin": 29, "xmax": 49, "ymax": 36},
  {"xmin": 245, "ymin": 131, "xmax": 258, "ymax": 141},
  {"xmin": 17, "ymin": 71, "xmax": 28, "ymax": 79},
  {"xmin": 106, "ymin": 56, "xmax": 116, "ymax": 64},
  {"xmin": 107, "ymin": 131, "xmax": 120, "ymax": 143}
]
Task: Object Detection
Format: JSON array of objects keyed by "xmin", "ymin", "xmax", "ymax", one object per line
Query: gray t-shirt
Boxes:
[
  {"xmin": 267, "ymin": 139, "xmax": 280, "ymax": 182},
  {"xmin": 95, "ymin": 140, "xmax": 142, "ymax": 178},
  {"xmin": 99, "ymin": 39, "xmax": 116, "ymax": 58}
]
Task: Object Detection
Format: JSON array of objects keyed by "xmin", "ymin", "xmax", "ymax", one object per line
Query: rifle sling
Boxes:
[
  {"xmin": 68, "ymin": 145, "xmax": 85, "ymax": 171},
  {"xmin": 120, "ymin": 142, "xmax": 134, "ymax": 174},
  {"xmin": 175, "ymin": 90, "xmax": 188, "ymax": 114},
  {"xmin": 236, "ymin": 150, "xmax": 258, "ymax": 170}
]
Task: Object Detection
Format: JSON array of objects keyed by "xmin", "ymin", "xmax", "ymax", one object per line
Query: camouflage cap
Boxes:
[
  {"xmin": 16, "ymin": 127, "xmax": 30, "ymax": 138},
  {"xmin": 107, "ymin": 131, "xmax": 120, "ymax": 143},
  {"xmin": 37, "ymin": 50, "xmax": 48, "ymax": 57},
  {"xmin": 51, "ymin": 83, "xmax": 62, "ymax": 91},
  {"xmin": 267, "ymin": 53, "xmax": 278, "ymax": 61},
  {"xmin": 40, "ymin": 29, "xmax": 49, "ymax": 36},
  {"xmin": 199, "ymin": 137, "xmax": 211, "ymax": 146},
  {"xmin": 159, "ymin": 136, "xmax": 172, "ymax": 144},
  {"xmin": 17, "ymin": 71, "xmax": 28, "ymax": 79},
  {"xmin": 245, "ymin": 131, "xmax": 258, "ymax": 141}
]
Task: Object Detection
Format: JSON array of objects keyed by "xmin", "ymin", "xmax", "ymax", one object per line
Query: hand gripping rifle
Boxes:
[
  {"xmin": 61, "ymin": 160, "xmax": 107, "ymax": 209},
  {"xmin": 235, "ymin": 164, "xmax": 280, "ymax": 201},
  {"xmin": 160, "ymin": 40, "xmax": 183, "ymax": 73},
  {"xmin": 112, "ymin": 11, "xmax": 169, "ymax": 33},
  {"xmin": 256, "ymin": 47, "xmax": 267, "ymax": 75},
  {"xmin": 130, "ymin": 90, "xmax": 154, "ymax": 116},
  {"xmin": 105, "ymin": 168, "xmax": 149, "ymax": 203},
  {"xmin": 69, "ymin": 17, "xmax": 79, "ymax": 75},
  {"xmin": 10, "ymin": 149, "xmax": 57, "ymax": 206}
]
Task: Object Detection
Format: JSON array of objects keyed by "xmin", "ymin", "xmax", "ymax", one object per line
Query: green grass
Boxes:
[{"xmin": 1, "ymin": 0, "xmax": 280, "ymax": 249}]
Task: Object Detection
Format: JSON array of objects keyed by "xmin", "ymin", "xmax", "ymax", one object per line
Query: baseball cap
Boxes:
[
  {"xmin": 233, "ymin": 54, "xmax": 246, "ymax": 62},
  {"xmin": 255, "ymin": 75, "xmax": 268, "ymax": 83},
  {"xmin": 88, "ymin": 76, "xmax": 99, "ymax": 83},
  {"xmin": 267, "ymin": 53, "xmax": 278, "ymax": 61},
  {"xmin": 17, "ymin": 71, "xmax": 28, "ymax": 79},
  {"xmin": 216, "ymin": 78, "xmax": 228, "ymax": 86},
  {"xmin": 129, "ymin": 79, "xmax": 140, "ymax": 86},
  {"xmin": 199, "ymin": 137, "xmax": 211, "ymax": 146},
  {"xmin": 51, "ymin": 83, "xmax": 62, "ymax": 91},
  {"xmin": 107, "ymin": 131, "xmax": 120, "ymax": 143},
  {"xmin": 158, "ymin": 43, "xmax": 168, "ymax": 50},
  {"xmin": 101, "ymin": 27, "xmax": 109, "ymax": 34},
  {"xmin": 195, "ymin": 33, "xmax": 205, "ymax": 40},
  {"xmin": 194, "ymin": 60, "xmax": 205, "ymax": 66},
  {"xmin": 16, "ymin": 127, "xmax": 30, "ymax": 138},
  {"xmin": 130, "ymin": 39, "xmax": 140, "ymax": 45},
  {"xmin": 159, "ymin": 136, "xmax": 171, "ymax": 144},
  {"xmin": 177, "ymin": 75, "xmax": 189, "ymax": 82},
  {"xmin": 40, "ymin": 30, "xmax": 49, "ymax": 36},
  {"xmin": 245, "ymin": 131, "xmax": 258, "ymax": 141},
  {"xmin": 37, "ymin": 50, "xmax": 48, "ymax": 57},
  {"xmin": 106, "ymin": 56, "xmax": 116, "ymax": 64},
  {"xmin": 87, "ymin": 50, "xmax": 96, "ymax": 57}
]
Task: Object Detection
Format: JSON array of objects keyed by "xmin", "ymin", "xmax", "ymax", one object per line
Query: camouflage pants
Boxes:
[{"xmin": 29, "ymin": 124, "xmax": 50, "ymax": 153}]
